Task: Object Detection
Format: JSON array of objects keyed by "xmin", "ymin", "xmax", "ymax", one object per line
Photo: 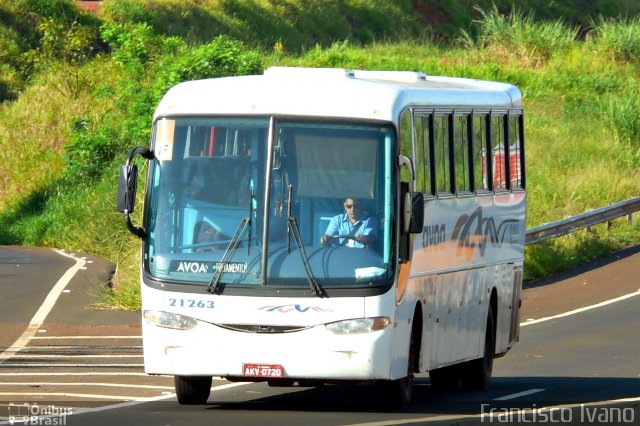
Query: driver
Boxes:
[{"xmin": 320, "ymin": 198, "xmax": 378, "ymax": 248}]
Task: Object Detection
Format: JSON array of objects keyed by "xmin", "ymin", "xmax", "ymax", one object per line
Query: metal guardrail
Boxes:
[{"xmin": 525, "ymin": 196, "xmax": 640, "ymax": 245}]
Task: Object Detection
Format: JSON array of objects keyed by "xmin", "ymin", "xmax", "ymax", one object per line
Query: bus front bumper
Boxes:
[{"xmin": 142, "ymin": 319, "xmax": 394, "ymax": 381}]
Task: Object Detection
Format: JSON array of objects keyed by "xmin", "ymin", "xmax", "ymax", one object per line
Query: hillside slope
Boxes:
[{"xmin": 0, "ymin": 0, "xmax": 639, "ymax": 309}]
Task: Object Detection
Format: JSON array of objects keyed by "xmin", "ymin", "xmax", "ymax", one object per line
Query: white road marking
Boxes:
[
  {"xmin": 0, "ymin": 372, "xmax": 166, "ymax": 377},
  {"xmin": 0, "ymin": 363, "xmax": 144, "ymax": 368},
  {"xmin": 18, "ymin": 345, "xmax": 143, "ymax": 349},
  {"xmin": 2, "ymin": 250, "xmax": 636, "ymax": 423},
  {"xmin": 0, "ymin": 383, "xmax": 251, "ymax": 426},
  {"xmin": 521, "ymin": 288, "xmax": 640, "ymax": 327},
  {"xmin": 0, "ymin": 382, "xmax": 252, "ymax": 425},
  {"xmin": 0, "ymin": 382, "xmax": 174, "ymax": 390},
  {"xmin": 0, "ymin": 249, "xmax": 156, "ymax": 403},
  {"xmin": 31, "ymin": 336, "xmax": 141, "ymax": 339},
  {"xmin": 0, "ymin": 249, "xmax": 86, "ymax": 364},
  {"xmin": 8, "ymin": 354, "xmax": 142, "ymax": 358},
  {"xmin": 494, "ymin": 388, "xmax": 545, "ymax": 400},
  {"xmin": 0, "ymin": 392, "xmax": 141, "ymax": 400}
]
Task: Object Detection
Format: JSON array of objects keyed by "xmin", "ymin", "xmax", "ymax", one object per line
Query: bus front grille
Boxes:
[{"xmin": 216, "ymin": 324, "xmax": 311, "ymax": 333}]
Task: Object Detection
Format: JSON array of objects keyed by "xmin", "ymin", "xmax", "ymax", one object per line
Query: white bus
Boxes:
[{"xmin": 118, "ymin": 66, "xmax": 526, "ymax": 408}]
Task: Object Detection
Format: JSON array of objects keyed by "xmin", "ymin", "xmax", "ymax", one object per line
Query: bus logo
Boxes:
[
  {"xmin": 452, "ymin": 207, "xmax": 520, "ymax": 256},
  {"xmin": 422, "ymin": 224, "xmax": 446, "ymax": 248},
  {"xmin": 258, "ymin": 304, "xmax": 333, "ymax": 313}
]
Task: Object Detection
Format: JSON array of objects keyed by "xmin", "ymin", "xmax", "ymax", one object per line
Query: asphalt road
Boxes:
[{"xmin": 1, "ymin": 245, "xmax": 639, "ymax": 425}]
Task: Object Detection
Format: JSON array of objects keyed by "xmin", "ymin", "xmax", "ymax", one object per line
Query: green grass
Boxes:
[
  {"xmin": 0, "ymin": 1, "xmax": 639, "ymax": 309},
  {"xmin": 98, "ymin": 0, "xmax": 425, "ymax": 51},
  {"xmin": 459, "ymin": 5, "xmax": 577, "ymax": 68}
]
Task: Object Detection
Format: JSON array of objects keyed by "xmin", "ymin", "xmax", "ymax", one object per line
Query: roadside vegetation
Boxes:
[{"xmin": 0, "ymin": 0, "xmax": 639, "ymax": 309}]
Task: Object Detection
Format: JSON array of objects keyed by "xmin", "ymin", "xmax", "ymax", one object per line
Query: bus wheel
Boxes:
[
  {"xmin": 461, "ymin": 306, "xmax": 495, "ymax": 391},
  {"xmin": 174, "ymin": 375, "xmax": 212, "ymax": 405},
  {"xmin": 377, "ymin": 330, "xmax": 415, "ymax": 409}
]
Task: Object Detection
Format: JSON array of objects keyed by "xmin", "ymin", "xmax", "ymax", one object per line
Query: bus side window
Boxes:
[
  {"xmin": 508, "ymin": 113, "xmax": 524, "ymax": 190},
  {"xmin": 434, "ymin": 114, "xmax": 452, "ymax": 195},
  {"xmin": 491, "ymin": 114, "xmax": 507, "ymax": 191},
  {"xmin": 414, "ymin": 114, "xmax": 433, "ymax": 196},
  {"xmin": 453, "ymin": 113, "xmax": 471, "ymax": 194},
  {"xmin": 399, "ymin": 109, "xmax": 413, "ymax": 184},
  {"xmin": 473, "ymin": 114, "xmax": 490, "ymax": 192}
]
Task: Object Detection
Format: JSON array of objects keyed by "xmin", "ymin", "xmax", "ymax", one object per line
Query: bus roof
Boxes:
[{"xmin": 154, "ymin": 66, "xmax": 523, "ymax": 123}]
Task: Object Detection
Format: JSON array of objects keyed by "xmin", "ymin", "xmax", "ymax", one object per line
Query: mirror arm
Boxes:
[
  {"xmin": 398, "ymin": 155, "xmax": 416, "ymax": 234},
  {"xmin": 126, "ymin": 146, "xmax": 154, "ymax": 167},
  {"xmin": 398, "ymin": 155, "xmax": 415, "ymax": 181},
  {"xmin": 124, "ymin": 210, "xmax": 146, "ymax": 239}
]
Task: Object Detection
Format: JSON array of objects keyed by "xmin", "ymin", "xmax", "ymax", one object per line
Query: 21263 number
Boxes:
[{"xmin": 168, "ymin": 298, "xmax": 214, "ymax": 309}]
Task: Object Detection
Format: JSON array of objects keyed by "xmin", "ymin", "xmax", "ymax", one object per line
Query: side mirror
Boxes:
[
  {"xmin": 117, "ymin": 146, "xmax": 153, "ymax": 239},
  {"xmin": 402, "ymin": 190, "xmax": 412, "ymax": 234},
  {"xmin": 400, "ymin": 181, "xmax": 424, "ymax": 235},
  {"xmin": 409, "ymin": 192, "xmax": 424, "ymax": 234},
  {"xmin": 117, "ymin": 164, "xmax": 138, "ymax": 214}
]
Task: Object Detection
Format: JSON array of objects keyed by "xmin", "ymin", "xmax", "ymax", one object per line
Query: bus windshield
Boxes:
[{"xmin": 144, "ymin": 117, "xmax": 397, "ymax": 292}]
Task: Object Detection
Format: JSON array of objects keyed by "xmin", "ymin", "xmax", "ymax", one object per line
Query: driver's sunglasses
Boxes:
[{"xmin": 344, "ymin": 204, "xmax": 360, "ymax": 209}]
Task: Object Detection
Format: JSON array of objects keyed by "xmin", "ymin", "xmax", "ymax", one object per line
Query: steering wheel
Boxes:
[
  {"xmin": 321, "ymin": 234, "xmax": 358, "ymax": 247},
  {"xmin": 178, "ymin": 239, "xmax": 233, "ymax": 251},
  {"xmin": 330, "ymin": 235, "xmax": 357, "ymax": 240}
]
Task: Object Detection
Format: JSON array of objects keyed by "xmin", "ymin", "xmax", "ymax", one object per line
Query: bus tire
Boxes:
[
  {"xmin": 461, "ymin": 306, "xmax": 495, "ymax": 391},
  {"xmin": 174, "ymin": 375, "xmax": 212, "ymax": 405},
  {"xmin": 376, "ymin": 329, "xmax": 415, "ymax": 409}
]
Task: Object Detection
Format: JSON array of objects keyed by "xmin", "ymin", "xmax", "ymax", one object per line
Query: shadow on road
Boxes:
[{"xmin": 199, "ymin": 376, "xmax": 640, "ymax": 415}]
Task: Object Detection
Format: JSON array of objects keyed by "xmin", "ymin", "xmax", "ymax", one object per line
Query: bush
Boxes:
[
  {"xmin": 152, "ymin": 35, "xmax": 263, "ymax": 100},
  {"xmin": 601, "ymin": 94, "xmax": 640, "ymax": 146},
  {"xmin": 61, "ymin": 29, "xmax": 264, "ymax": 185},
  {"xmin": 461, "ymin": 5, "xmax": 577, "ymax": 67},
  {"xmin": 63, "ymin": 116, "xmax": 121, "ymax": 181},
  {"xmin": 0, "ymin": 0, "xmax": 104, "ymax": 101},
  {"xmin": 589, "ymin": 16, "xmax": 640, "ymax": 63},
  {"xmin": 100, "ymin": 0, "xmax": 426, "ymax": 51}
]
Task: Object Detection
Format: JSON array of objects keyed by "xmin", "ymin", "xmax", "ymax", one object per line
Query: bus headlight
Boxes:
[
  {"xmin": 325, "ymin": 317, "xmax": 390, "ymax": 334},
  {"xmin": 143, "ymin": 310, "xmax": 199, "ymax": 330}
]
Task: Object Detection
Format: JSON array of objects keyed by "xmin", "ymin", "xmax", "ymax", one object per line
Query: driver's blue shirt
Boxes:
[{"xmin": 324, "ymin": 213, "xmax": 378, "ymax": 248}]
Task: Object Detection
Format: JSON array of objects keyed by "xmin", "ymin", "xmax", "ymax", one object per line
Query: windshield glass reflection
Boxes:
[{"xmin": 144, "ymin": 117, "xmax": 396, "ymax": 291}]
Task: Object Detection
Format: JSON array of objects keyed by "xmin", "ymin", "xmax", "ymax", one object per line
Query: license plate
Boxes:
[{"xmin": 242, "ymin": 363, "xmax": 285, "ymax": 378}]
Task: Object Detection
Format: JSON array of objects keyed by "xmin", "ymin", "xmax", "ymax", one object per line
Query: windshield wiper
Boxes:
[
  {"xmin": 286, "ymin": 185, "xmax": 325, "ymax": 297},
  {"xmin": 208, "ymin": 186, "xmax": 254, "ymax": 294},
  {"xmin": 247, "ymin": 181, "xmax": 254, "ymax": 255},
  {"xmin": 207, "ymin": 218, "xmax": 249, "ymax": 294}
]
